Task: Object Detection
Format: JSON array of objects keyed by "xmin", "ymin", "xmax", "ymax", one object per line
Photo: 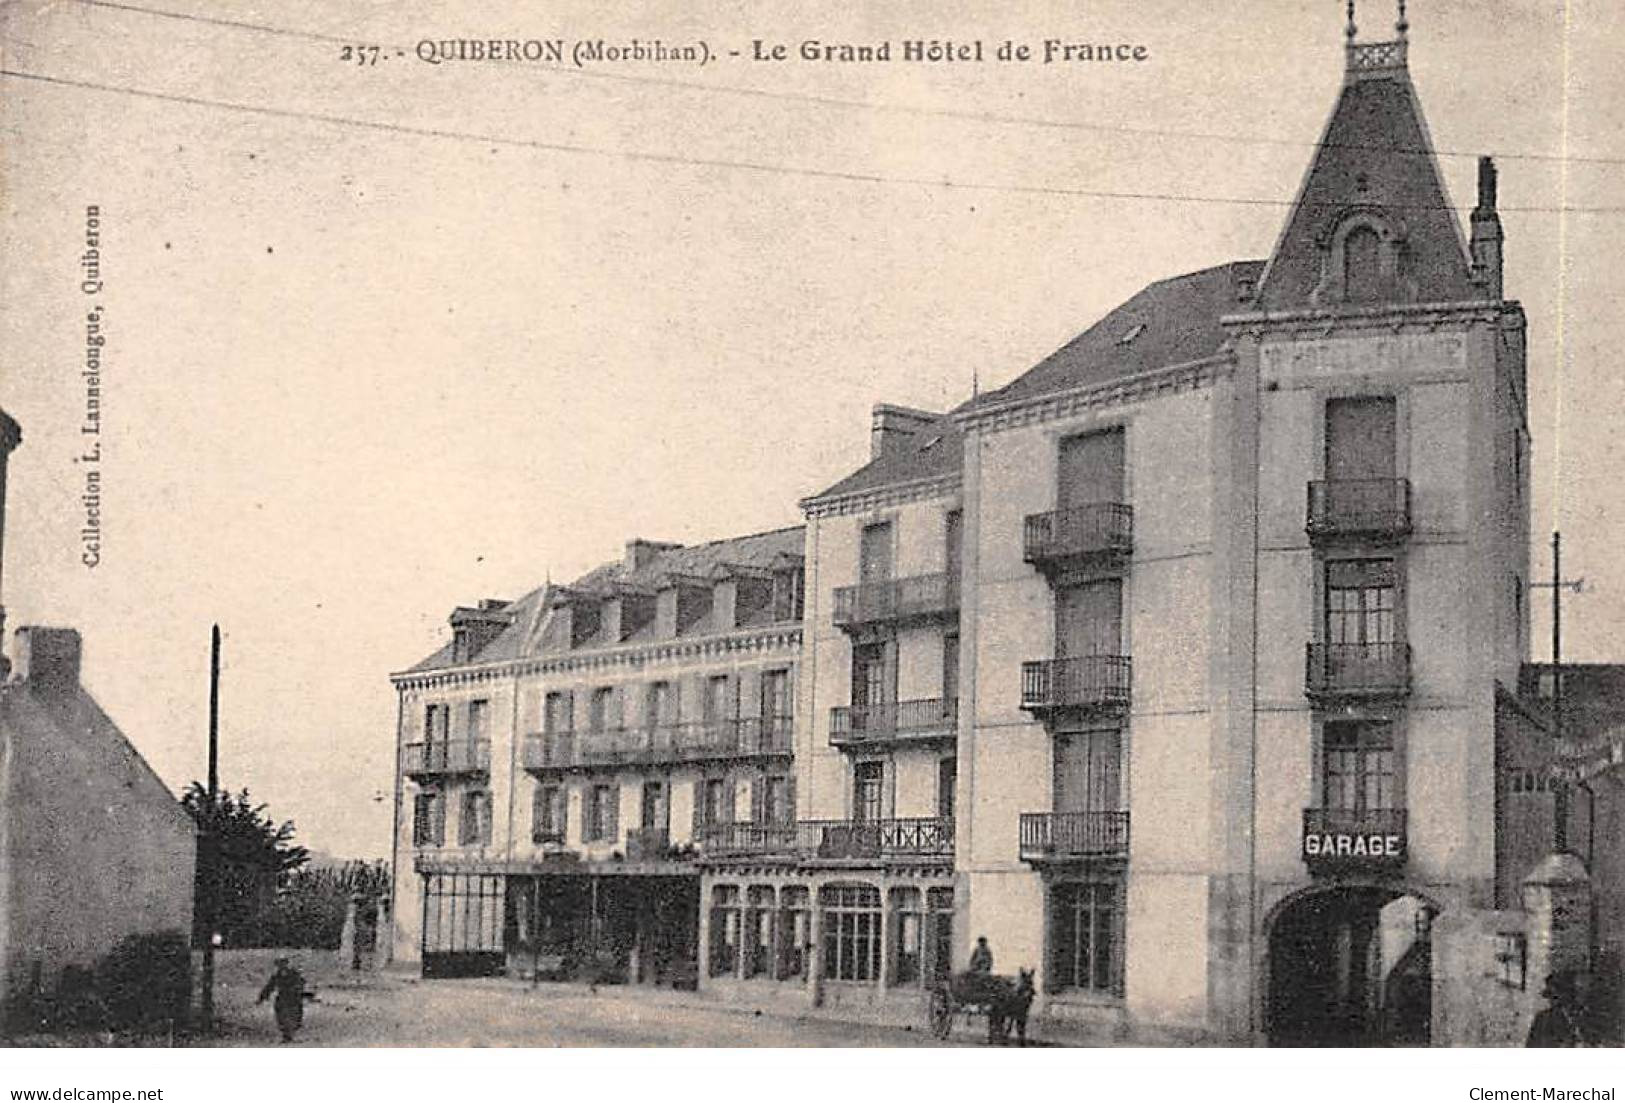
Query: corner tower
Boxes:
[
  {"xmin": 1257, "ymin": 1, "xmax": 1478, "ymax": 312},
  {"xmin": 1218, "ymin": 0, "xmax": 1532, "ymax": 1044}
]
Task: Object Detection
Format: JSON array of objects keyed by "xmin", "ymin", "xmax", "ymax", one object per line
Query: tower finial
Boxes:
[
  {"xmin": 1396, "ymin": 0, "xmax": 1409, "ymax": 40},
  {"xmin": 1346, "ymin": 1, "xmax": 1358, "ymax": 43}
]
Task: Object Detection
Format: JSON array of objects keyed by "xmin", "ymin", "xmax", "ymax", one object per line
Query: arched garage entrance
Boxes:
[{"xmin": 1266, "ymin": 886, "xmax": 1434, "ymax": 1046}]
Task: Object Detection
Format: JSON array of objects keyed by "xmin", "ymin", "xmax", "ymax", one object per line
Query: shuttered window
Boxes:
[
  {"xmin": 1054, "ymin": 730, "xmax": 1122, "ymax": 815},
  {"xmin": 586, "ymin": 783, "xmax": 618, "ymax": 841},
  {"xmin": 532, "ymin": 785, "xmax": 565, "ymax": 843},
  {"xmin": 1056, "ymin": 579, "xmax": 1122, "ymax": 659},
  {"xmin": 412, "ymin": 792, "xmax": 445, "ymax": 846},
  {"xmin": 458, "ymin": 790, "xmax": 491, "ymax": 846},
  {"xmin": 1058, "ymin": 428, "xmax": 1125, "ymax": 511}
]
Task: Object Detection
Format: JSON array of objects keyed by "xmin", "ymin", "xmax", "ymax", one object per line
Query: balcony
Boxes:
[
  {"xmin": 402, "ymin": 739, "xmax": 490, "ymax": 779},
  {"xmin": 1020, "ymin": 656, "xmax": 1132, "ymax": 717},
  {"xmin": 1306, "ymin": 479, "xmax": 1412, "ymax": 543},
  {"xmin": 696, "ymin": 817, "xmax": 955, "ymax": 864},
  {"xmin": 1023, "ymin": 504, "xmax": 1133, "ymax": 574},
  {"xmin": 1305, "ymin": 642, "xmax": 1411, "ymax": 702},
  {"xmin": 521, "ymin": 717, "xmax": 793, "ymax": 772},
  {"xmin": 832, "ymin": 572, "xmax": 958, "ymax": 632},
  {"xmin": 695, "ymin": 821, "xmax": 802, "ymax": 859},
  {"xmin": 829, "ymin": 697, "xmax": 957, "ymax": 749},
  {"xmin": 1018, "ymin": 811, "xmax": 1130, "ymax": 863},
  {"xmin": 1302, "ymin": 807, "xmax": 1407, "ymax": 873},
  {"xmin": 805, "ymin": 817, "xmax": 955, "ymax": 862}
]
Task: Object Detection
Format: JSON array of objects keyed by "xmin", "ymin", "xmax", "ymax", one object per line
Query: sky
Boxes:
[{"xmin": 1, "ymin": 0, "xmax": 1621, "ymax": 860}]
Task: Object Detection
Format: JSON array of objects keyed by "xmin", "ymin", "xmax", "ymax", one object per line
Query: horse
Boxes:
[
  {"xmin": 945, "ymin": 967, "xmax": 1036, "ymax": 1045},
  {"xmin": 985, "ymin": 968, "xmax": 1036, "ymax": 1046}
]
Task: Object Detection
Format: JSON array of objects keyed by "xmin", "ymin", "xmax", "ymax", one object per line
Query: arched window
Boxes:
[{"xmin": 1344, "ymin": 225, "xmax": 1382, "ymax": 302}]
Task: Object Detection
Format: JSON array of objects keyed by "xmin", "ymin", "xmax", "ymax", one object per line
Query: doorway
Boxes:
[{"xmin": 1266, "ymin": 886, "xmax": 1433, "ymax": 1046}]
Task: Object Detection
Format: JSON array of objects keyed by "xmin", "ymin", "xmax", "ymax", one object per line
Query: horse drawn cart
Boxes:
[{"xmin": 927, "ymin": 969, "xmax": 1036, "ymax": 1045}]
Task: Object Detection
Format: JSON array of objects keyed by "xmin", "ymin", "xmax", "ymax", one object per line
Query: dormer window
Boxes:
[
  {"xmin": 1344, "ymin": 225, "xmax": 1382, "ymax": 302},
  {"xmin": 772, "ymin": 567, "xmax": 805, "ymax": 623},
  {"xmin": 1313, "ymin": 211, "xmax": 1414, "ymax": 307},
  {"xmin": 570, "ymin": 600, "xmax": 602, "ymax": 649}
]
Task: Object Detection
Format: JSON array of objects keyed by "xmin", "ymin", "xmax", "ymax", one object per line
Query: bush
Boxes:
[{"xmin": 94, "ymin": 930, "xmax": 191, "ymax": 1032}]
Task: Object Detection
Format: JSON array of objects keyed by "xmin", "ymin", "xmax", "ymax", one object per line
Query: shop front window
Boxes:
[
  {"xmin": 745, "ymin": 886, "xmax": 775, "ymax": 978},
  {"xmin": 820, "ymin": 884, "xmax": 881, "ymax": 983},
  {"xmin": 778, "ymin": 886, "xmax": 810, "ymax": 981},
  {"xmin": 710, "ymin": 885, "xmax": 740, "ymax": 977},
  {"xmin": 891, "ymin": 887, "xmax": 923, "ymax": 985}
]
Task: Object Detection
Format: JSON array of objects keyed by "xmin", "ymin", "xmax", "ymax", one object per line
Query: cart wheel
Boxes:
[{"xmin": 929, "ymin": 987, "xmax": 953, "ymax": 1040}]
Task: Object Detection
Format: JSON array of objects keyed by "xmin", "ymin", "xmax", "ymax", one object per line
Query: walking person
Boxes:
[
  {"xmin": 258, "ymin": 956, "xmax": 315, "ymax": 1043},
  {"xmin": 1526, "ymin": 971, "xmax": 1589, "ymax": 1047}
]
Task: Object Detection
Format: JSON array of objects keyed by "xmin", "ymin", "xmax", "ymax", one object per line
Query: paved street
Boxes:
[{"xmin": 203, "ymin": 951, "xmax": 966, "ymax": 1047}]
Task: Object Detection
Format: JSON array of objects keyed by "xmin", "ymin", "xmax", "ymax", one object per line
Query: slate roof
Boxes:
[
  {"xmin": 805, "ymin": 261, "xmax": 1263, "ymax": 505},
  {"xmin": 806, "ymin": 417, "xmax": 964, "ymax": 503},
  {"xmin": 972, "ymin": 261, "xmax": 1265, "ymax": 410},
  {"xmin": 401, "ymin": 525, "xmax": 805, "ymax": 673},
  {"xmin": 1521, "ymin": 663, "xmax": 1625, "ymax": 745},
  {"xmin": 1257, "ymin": 73, "xmax": 1474, "ymax": 310}
]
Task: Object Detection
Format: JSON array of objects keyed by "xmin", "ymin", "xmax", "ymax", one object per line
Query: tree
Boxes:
[
  {"xmin": 181, "ymin": 783, "xmax": 309, "ymax": 946},
  {"xmin": 258, "ymin": 861, "xmax": 392, "ymax": 949}
]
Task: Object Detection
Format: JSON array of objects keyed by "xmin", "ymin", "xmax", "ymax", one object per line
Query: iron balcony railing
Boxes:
[
  {"xmin": 1306, "ymin": 478, "xmax": 1413, "ymax": 541},
  {"xmin": 1302, "ymin": 807, "xmax": 1408, "ymax": 870},
  {"xmin": 522, "ymin": 716, "xmax": 794, "ymax": 771},
  {"xmin": 829, "ymin": 697, "xmax": 958, "ymax": 747},
  {"xmin": 1020, "ymin": 656, "xmax": 1132, "ymax": 713},
  {"xmin": 832, "ymin": 572, "xmax": 958, "ymax": 629},
  {"xmin": 1018, "ymin": 811, "xmax": 1130, "ymax": 861},
  {"xmin": 695, "ymin": 821, "xmax": 802, "ymax": 857},
  {"xmin": 1305, "ymin": 642, "xmax": 1411, "ymax": 699},
  {"xmin": 1023, "ymin": 503, "xmax": 1133, "ymax": 567},
  {"xmin": 697, "ymin": 816, "xmax": 955, "ymax": 862},
  {"xmin": 402, "ymin": 739, "xmax": 491, "ymax": 778}
]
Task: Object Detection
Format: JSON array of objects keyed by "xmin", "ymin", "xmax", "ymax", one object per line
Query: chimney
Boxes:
[
  {"xmin": 0, "ymin": 409, "xmax": 21, "ymax": 678},
  {"xmin": 1470, "ymin": 156, "xmax": 1504, "ymax": 301},
  {"xmin": 624, "ymin": 539, "xmax": 681, "ymax": 574},
  {"xmin": 449, "ymin": 600, "xmax": 513, "ymax": 664},
  {"xmin": 870, "ymin": 404, "xmax": 938, "ymax": 460},
  {"xmin": 13, "ymin": 627, "xmax": 82, "ymax": 695}
]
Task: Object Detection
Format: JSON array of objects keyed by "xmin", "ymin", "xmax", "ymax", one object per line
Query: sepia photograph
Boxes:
[{"xmin": 1, "ymin": 0, "xmax": 1623, "ymax": 1093}]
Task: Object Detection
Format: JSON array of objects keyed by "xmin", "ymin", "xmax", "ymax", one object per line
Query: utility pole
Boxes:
[
  {"xmin": 199, "ymin": 624, "xmax": 221, "ymax": 1028},
  {"xmin": 1531, "ymin": 532, "xmax": 1584, "ymax": 853}
]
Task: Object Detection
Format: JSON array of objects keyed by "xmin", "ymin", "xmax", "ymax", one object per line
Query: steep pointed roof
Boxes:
[{"xmin": 1257, "ymin": 34, "xmax": 1476, "ymax": 310}]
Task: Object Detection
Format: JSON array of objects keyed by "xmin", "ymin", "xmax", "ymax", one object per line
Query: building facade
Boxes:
[
  {"xmin": 388, "ymin": 15, "xmax": 1609, "ymax": 1044},
  {"xmin": 0, "ymin": 413, "xmax": 197, "ymax": 1027},
  {"xmin": 699, "ymin": 407, "xmax": 963, "ymax": 1019},
  {"xmin": 390, "ymin": 529, "xmax": 805, "ymax": 985},
  {"xmin": 964, "ymin": 19, "xmax": 1527, "ymax": 1043}
]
